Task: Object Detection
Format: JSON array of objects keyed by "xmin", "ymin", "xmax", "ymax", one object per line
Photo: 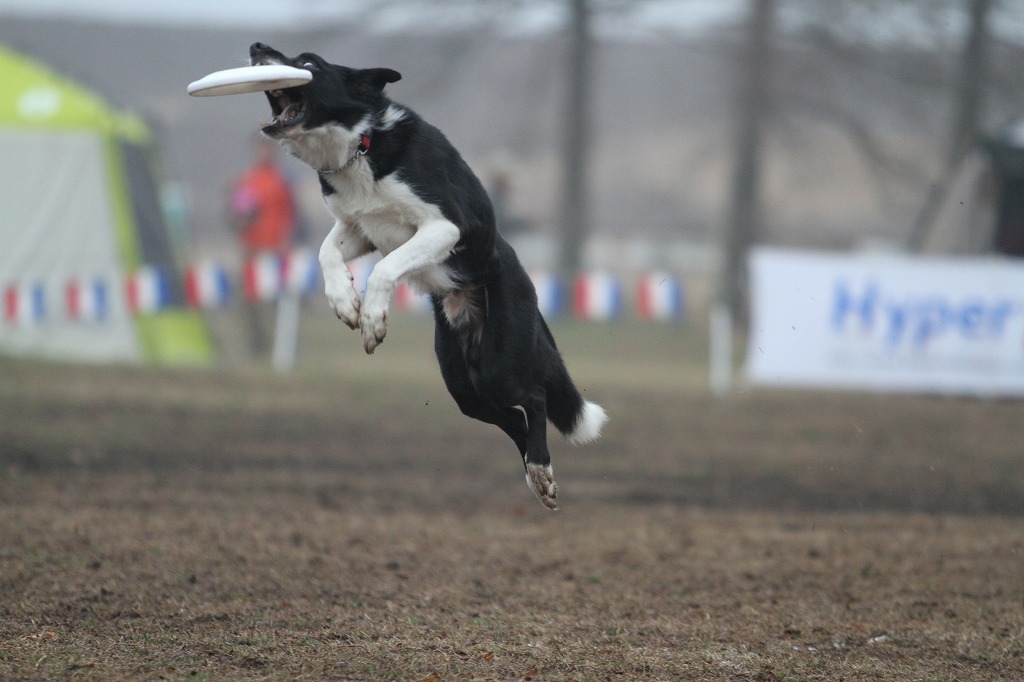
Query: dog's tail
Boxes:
[{"xmin": 543, "ymin": 325, "xmax": 608, "ymax": 445}]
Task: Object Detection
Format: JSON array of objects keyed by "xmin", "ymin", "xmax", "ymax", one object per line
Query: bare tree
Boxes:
[
  {"xmin": 906, "ymin": 0, "xmax": 995, "ymax": 250},
  {"xmin": 556, "ymin": 0, "xmax": 593, "ymax": 280},
  {"xmin": 716, "ymin": 0, "xmax": 776, "ymax": 325}
]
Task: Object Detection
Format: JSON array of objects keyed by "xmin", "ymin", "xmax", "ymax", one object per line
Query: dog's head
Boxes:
[{"xmin": 249, "ymin": 42, "xmax": 401, "ymax": 143}]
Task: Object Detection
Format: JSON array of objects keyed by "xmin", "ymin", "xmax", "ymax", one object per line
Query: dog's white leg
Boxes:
[
  {"xmin": 360, "ymin": 219, "xmax": 460, "ymax": 354},
  {"xmin": 319, "ymin": 219, "xmax": 373, "ymax": 329}
]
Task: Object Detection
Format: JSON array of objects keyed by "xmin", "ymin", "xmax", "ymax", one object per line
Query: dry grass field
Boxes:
[{"xmin": 2, "ymin": 315, "xmax": 1023, "ymax": 680}]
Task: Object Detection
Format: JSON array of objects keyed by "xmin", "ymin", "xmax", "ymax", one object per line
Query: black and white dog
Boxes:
[{"xmin": 250, "ymin": 43, "xmax": 606, "ymax": 509}]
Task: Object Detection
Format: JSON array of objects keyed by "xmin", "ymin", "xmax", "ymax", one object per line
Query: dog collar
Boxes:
[{"xmin": 318, "ymin": 133, "xmax": 372, "ymax": 176}]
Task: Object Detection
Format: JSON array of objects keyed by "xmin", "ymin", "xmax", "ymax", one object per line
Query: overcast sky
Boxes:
[
  {"xmin": 2, "ymin": 0, "xmax": 1022, "ymax": 45},
  {"xmin": 0, "ymin": 0, "xmax": 745, "ymax": 35}
]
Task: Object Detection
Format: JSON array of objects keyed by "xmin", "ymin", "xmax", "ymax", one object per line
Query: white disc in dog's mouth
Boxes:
[{"xmin": 187, "ymin": 65, "xmax": 312, "ymax": 97}]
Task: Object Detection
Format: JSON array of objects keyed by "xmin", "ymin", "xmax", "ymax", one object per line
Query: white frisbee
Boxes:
[{"xmin": 187, "ymin": 64, "xmax": 312, "ymax": 97}]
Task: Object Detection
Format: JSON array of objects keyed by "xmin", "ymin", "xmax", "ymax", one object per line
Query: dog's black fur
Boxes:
[{"xmin": 249, "ymin": 43, "xmax": 606, "ymax": 509}]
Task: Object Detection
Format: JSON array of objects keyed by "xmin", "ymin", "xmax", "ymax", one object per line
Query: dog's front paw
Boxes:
[
  {"xmin": 525, "ymin": 463, "xmax": 559, "ymax": 511},
  {"xmin": 324, "ymin": 275, "xmax": 360, "ymax": 329},
  {"xmin": 359, "ymin": 307, "xmax": 388, "ymax": 354},
  {"xmin": 359, "ymin": 286, "xmax": 392, "ymax": 354}
]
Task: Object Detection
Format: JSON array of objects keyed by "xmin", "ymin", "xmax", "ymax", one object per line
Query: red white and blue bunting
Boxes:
[
  {"xmin": 3, "ymin": 282, "xmax": 46, "ymax": 326},
  {"xmin": 184, "ymin": 261, "xmax": 231, "ymax": 309},
  {"xmin": 3, "ymin": 250, "xmax": 685, "ymax": 326},
  {"xmin": 573, "ymin": 271, "xmax": 623, "ymax": 321},
  {"xmin": 529, "ymin": 271, "xmax": 564, "ymax": 319},
  {"xmin": 125, "ymin": 266, "xmax": 172, "ymax": 315},
  {"xmin": 65, "ymin": 277, "xmax": 110, "ymax": 322},
  {"xmin": 636, "ymin": 271, "xmax": 685, "ymax": 322}
]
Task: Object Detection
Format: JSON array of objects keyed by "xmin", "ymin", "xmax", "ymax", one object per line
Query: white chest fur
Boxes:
[{"xmin": 323, "ymin": 167, "xmax": 457, "ymax": 293}]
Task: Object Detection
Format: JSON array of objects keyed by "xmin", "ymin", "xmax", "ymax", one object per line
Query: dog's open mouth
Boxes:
[{"xmin": 262, "ymin": 86, "xmax": 306, "ymax": 133}]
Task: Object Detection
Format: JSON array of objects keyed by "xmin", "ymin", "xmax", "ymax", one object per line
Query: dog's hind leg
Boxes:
[
  {"xmin": 522, "ymin": 390, "xmax": 558, "ymax": 510},
  {"xmin": 463, "ymin": 248, "xmax": 561, "ymax": 510},
  {"xmin": 434, "ymin": 313, "xmax": 529, "ymax": 455}
]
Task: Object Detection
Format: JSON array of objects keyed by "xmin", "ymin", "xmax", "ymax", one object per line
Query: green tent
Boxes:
[{"xmin": 0, "ymin": 43, "xmax": 213, "ymax": 365}]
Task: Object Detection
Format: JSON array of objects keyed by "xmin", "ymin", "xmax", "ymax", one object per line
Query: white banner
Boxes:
[{"xmin": 745, "ymin": 247, "xmax": 1024, "ymax": 396}]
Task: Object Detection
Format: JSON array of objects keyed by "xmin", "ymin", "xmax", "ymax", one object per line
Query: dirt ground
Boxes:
[{"xmin": 2, "ymin": 318, "xmax": 1023, "ymax": 680}]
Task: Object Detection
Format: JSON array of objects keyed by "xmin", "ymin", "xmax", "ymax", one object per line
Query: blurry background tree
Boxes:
[
  {"xmin": 907, "ymin": 0, "xmax": 994, "ymax": 250},
  {"xmin": 717, "ymin": 0, "xmax": 775, "ymax": 329},
  {"xmin": 714, "ymin": 0, "xmax": 1020, "ymax": 327},
  {"xmin": 557, "ymin": 0, "xmax": 592, "ymax": 280}
]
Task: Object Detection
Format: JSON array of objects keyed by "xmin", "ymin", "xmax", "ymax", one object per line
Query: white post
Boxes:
[
  {"xmin": 709, "ymin": 302, "xmax": 732, "ymax": 397},
  {"xmin": 271, "ymin": 291, "xmax": 300, "ymax": 373}
]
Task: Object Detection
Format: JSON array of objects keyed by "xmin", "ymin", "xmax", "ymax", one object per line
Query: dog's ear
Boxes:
[{"xmin": 360, "ymin": 68, "xmax": 402, "ymax": 91}]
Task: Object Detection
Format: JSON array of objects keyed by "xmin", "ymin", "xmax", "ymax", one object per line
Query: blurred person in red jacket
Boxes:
[
  {"xmin": 232, "ymin": 135, "xmax": 297, "ymax": 255},
  {"xmin": 230, "ymin": 135, "xmax": 299, "ymax": 358}
]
